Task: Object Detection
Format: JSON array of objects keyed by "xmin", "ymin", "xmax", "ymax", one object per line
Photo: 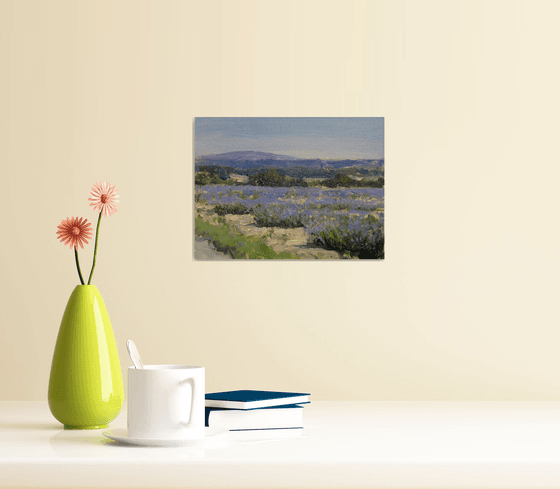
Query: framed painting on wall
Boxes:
[{"xmin": 194, "ymin": 117, "xmax": 384, "ymax": 260}]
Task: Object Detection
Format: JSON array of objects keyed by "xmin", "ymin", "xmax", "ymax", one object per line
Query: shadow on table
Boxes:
[
  {"xmin": 0, "ymin": 422, "xmax": 61, "ymax": 430},
  {"xmin": 48, "ymin": 430, "xmax": 228, "ymax": 458},
  {"xmin": 49, "ymin": 430, "xmax": 116, "ymax": 447}
]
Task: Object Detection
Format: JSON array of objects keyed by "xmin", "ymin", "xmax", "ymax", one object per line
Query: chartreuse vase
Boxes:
[{"xmin": 48, "ymin": 285, "xmax": 124, "ymax": 430}]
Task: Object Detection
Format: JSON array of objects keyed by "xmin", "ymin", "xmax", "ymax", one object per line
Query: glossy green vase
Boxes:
[{"xmin": 48, "ymin": 285, "xmax": 124, "ymax": 429}]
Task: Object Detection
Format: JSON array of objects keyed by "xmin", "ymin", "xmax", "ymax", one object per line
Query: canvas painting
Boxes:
[{"xmin": 194, "ymin": 117, "xmax": 384, "ymax": 260}]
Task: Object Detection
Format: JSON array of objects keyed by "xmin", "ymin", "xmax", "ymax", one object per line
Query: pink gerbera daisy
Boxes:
[
  {"xmin": 56, "ymin": 217, "xmax": 93, "ymax": 249},
  {"xmin": 89, "ymin": 181, "xmax": 119, "ymax": 217}
]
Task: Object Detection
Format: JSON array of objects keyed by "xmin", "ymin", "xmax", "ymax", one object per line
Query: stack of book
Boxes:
[{"xmin": 205, "ymin": 390, "xmax": 310, "ymax": 438}]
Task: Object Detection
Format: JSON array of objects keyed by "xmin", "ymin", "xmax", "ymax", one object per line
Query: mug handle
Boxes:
[{"xmin": 179, "ymin": 377, "xmax": 198, "ymax": 428}]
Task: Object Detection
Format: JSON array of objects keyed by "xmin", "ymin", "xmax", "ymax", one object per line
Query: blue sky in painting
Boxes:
[{"xmin": 195, "ymin": 117, "xmax": 384, "ymax": 159}]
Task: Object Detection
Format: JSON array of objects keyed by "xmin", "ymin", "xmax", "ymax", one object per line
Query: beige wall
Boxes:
[{"xmin": 1, "ymin": 0, "xmax": 560, "ymax": 401}]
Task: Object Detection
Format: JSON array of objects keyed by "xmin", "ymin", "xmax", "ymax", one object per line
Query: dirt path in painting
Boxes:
[
  {"xmin": 194, "ymin": 237, "xmax": 232, "ymax": 260},
  {"xmin": 195, "ymin": 203, "xmax": 342, "ymax": 259}
]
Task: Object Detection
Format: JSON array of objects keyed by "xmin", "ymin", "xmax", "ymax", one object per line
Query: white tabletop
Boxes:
[{"xmin": 2, "ymin": 401, "xmax": 560, "ymax": 488}]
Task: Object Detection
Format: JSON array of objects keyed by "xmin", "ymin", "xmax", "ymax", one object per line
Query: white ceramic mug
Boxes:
[{"xmin": 127, "ymin": 365, "xmax": 205, "ymax": 439}]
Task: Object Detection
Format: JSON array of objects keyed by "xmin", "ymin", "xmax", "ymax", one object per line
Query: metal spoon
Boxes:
[{"xmin": 126, "ymin": 339, "xmax": 144, "ymax": 369}]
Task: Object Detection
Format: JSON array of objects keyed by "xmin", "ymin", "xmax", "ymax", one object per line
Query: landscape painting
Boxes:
[{"xmin": 194, "ymin": 117, "xmax": 384, "ymax": 260}]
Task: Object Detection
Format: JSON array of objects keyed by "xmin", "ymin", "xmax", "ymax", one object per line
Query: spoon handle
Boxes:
[{"xmin": 126, "ymin": 339, "xmax": 144, "ymax": 369}]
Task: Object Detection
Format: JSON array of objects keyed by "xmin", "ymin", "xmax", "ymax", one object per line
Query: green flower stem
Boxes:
[
  {"xmin": 87, "ymin": 212, "xmax": 102, "ymax": 285},
  {"xmin": 74, "ymin": 247, "xmax": 85, "ymax": 285}
]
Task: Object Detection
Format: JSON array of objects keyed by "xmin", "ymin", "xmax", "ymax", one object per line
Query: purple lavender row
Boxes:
[{"xmin": 195, "ymin": 185, "xmax": 384, "ymax": 212}]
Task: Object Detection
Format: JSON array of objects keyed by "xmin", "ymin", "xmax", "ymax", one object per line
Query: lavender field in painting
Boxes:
[{"xmin": 194, "ymin": 118, "xmax": 384, "ymax": 260}]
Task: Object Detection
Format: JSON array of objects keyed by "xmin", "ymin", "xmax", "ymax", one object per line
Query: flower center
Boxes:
[
  {"xmin": 72, "ymin": 227, "xmax": 80, "ymax": 236},
  {"xmin": 101, "ymin": 194, "xmax": 108, "ymax": 203}
]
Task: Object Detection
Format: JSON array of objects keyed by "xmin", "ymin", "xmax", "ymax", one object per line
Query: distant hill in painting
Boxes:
[
  {"xmin": 198, "ymin": 151, "xmax": 298, "ymax": 162},
  {"xmin": 196, "ymin": 151, "xmax": 383, "ymax": 170}
]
